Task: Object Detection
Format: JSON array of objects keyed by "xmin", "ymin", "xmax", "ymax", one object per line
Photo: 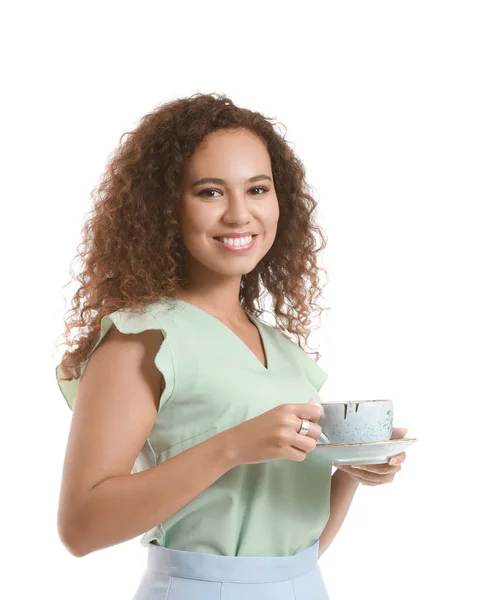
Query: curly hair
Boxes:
[{"xmin": 56, "ymin": 92, "xmax": 329, "ymax": 382}]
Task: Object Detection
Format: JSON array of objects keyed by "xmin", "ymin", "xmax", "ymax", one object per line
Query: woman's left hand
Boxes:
[{"xmin": 335, "ymin": 427, "xmax": 408, "ymax": 486}]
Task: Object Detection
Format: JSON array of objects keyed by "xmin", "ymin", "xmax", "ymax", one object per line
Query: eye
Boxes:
[
  {"xmin": 198, "ymin": 188, "xmax": 221, "ymax": 197},
  {"xmin": 197, "ymin": 186, "xmax": 269, "ymax": 198},
  {"xmin": 250, "ymin": 186, "xmax": 269, "ymax": 195}
]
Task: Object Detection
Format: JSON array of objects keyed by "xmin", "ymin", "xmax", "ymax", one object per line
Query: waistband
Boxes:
[{"xmin": 146, "ymin": 539, "xmax": 320, "ymax": 583}]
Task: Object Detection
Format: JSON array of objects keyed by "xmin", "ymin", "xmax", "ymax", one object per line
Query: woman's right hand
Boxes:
[{"xmin": 226, "ymin": 400, "xmax": 324, "ymax": 466}]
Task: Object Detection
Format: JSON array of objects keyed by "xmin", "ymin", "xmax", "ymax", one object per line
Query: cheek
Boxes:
[
  {"xmin": 178, "ymin": 213, "xmax": 203, "ymax": 255},
  {"xmin": 262, "ymin": 220, "xmax": 278, "ymax": 251},
  {"xmin": 179, "ymin": 203, "xmax": 210, "ymax": 237},
  {"xmin": 264, "ymin": 207, "xmax": 279, "ymax": 240}
]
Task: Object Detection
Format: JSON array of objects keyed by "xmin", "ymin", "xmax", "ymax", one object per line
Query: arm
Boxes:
[
  {"xmin": 57, "ymin": 325, "xmax": 236, "ymax": 557},
  {"xmin": 65, "ymin": 430, "xmax": 236, "ymax": 557},
  {"xmin": 318, "ymin": 468, "xmax": 360, "ymax": 558}
]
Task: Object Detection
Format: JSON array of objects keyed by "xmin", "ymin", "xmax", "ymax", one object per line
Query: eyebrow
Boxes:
[{"xmin": 190, "ymin": 174, "xmax": 273, "ymax": 187}]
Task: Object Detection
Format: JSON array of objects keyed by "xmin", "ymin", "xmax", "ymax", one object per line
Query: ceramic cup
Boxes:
[{"xmin": 317, "ymin": 399, "xmax": 393, "ymax": 444}]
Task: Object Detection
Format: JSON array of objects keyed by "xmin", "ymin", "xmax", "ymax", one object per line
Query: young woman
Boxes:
[{"xmin": 55, "ymin": 93, "xmax": 406, "ymax": 600}]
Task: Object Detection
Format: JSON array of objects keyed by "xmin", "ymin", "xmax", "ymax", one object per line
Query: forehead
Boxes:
[{"xmin": 185, "ymin": 129, "xmax": 271, "ymax": 178}]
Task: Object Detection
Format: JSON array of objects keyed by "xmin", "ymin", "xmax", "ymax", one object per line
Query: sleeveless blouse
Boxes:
[{"xmin": 55, "ymin": 297, "xmax": 332, "ymax": 557}]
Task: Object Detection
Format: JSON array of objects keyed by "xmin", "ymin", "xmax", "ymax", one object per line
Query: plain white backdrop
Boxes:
[{"xmin": 1, "ymin": 1, "xmax": 490, "ymax": 598}]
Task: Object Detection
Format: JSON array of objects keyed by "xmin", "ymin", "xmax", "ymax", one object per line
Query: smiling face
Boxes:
[{"xmin": 178, "ymin": 128, "xmax": 279, "ymax": 285}]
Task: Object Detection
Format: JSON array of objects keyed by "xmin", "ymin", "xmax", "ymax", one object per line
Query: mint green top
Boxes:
[{"xmin": 55, "ymin": 297, "xmax": 332, "ymax": 557}]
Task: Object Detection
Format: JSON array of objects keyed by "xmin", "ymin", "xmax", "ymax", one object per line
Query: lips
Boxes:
[
  {"xmin": 212, "ymin": 234, "xmax": 258, "ymax": 240},
  {"xmin": 213, "ymin": 234, "xmax": 258, "ymax": 252}
]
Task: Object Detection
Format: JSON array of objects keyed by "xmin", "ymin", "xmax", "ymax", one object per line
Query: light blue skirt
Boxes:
[{"xmin": 132, "ymin": 538, "xmax": 330, "ymax": 599}]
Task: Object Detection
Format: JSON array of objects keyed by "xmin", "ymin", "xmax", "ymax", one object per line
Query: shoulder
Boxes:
[
  {"xmin": 56, "ymin": 301, "xmax": 177, "ymax": 413},
  {"xmin": 102, "ymin": 297, "xmax": 182, "ymax": 334},
  {"xmin": 98, "ymin": 319, "xmax": 164, "ymax": 356}
]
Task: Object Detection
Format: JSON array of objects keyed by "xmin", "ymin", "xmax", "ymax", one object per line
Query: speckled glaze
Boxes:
[{"xmin": 318, "ymin": 399, "xmax": 393, "ymax": 444}]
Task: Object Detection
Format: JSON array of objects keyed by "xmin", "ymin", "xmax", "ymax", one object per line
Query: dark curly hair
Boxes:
[{"xmin": 56, "ymin": 92, "xmax": 329, "ymax": 382}]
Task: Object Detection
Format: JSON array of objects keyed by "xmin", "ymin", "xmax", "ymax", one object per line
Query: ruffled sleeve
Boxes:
[{"xmin": 55, "ymin": 308, "xmax": 177, "ymax": 414}]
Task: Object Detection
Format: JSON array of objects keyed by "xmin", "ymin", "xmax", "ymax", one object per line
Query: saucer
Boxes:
[{"xmin": 314, "ymin": 437, "xmax": 417, "ymax": 465}]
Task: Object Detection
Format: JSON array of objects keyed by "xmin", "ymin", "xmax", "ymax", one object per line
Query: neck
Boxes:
[{"xmin": 175, "ymin": 285, "xmax": 248, "ymax": 325}]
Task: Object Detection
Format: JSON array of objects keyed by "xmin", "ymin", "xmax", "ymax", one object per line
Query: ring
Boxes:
[{"xmin": 298, "ymin": 418, "xmax": 310, "ymax": 436}]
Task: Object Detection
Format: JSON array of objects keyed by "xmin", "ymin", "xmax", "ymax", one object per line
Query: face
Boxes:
[{"xmin": 178, "ymin": 128, "xmax": 279, "ymax": 284}]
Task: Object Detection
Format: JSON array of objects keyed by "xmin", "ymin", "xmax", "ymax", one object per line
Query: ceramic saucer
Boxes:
[{"xmin": 314, "ymin": 437, "xmax": 417, "ymax": 465}]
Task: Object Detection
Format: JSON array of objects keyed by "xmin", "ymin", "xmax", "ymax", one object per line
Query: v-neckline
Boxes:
[{"xmin": 173, "ymin": 298, "xmax": 270, "ymax": 372}]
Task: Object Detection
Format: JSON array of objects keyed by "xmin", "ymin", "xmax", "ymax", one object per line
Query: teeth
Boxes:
[{"xmin": 218, "ymin": 235, "xmax": 253, "ymax": 247}]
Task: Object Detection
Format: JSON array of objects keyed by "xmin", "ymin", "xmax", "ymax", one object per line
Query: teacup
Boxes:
[{"xmin": 317, "ymin": 399, "xmax": 393, "ymax": 444}]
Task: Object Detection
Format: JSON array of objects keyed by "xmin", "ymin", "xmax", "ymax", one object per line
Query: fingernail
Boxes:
[{"xmin": 389, "ymin": 458, "xmax": 398, "ymax": 465}]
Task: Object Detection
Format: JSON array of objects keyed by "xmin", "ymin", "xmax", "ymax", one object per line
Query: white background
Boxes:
[{"xmin": 1, "ymin": 1, "xmax": 490, "ymax": 598}]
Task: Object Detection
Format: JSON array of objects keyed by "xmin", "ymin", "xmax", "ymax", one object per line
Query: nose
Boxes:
[{"xmin": 222, "ymin": 192, "xmax": 252, "ymax": 225}]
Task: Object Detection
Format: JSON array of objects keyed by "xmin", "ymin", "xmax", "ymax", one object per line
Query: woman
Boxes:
[{"xmin": 55, "ymin": 93, "xmax": 406, "ymax": 600}]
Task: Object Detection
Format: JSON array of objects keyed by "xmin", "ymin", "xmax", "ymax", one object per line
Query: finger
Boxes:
[
  {"xmin": 352, "ymin": 462, "xmax": 402, "ymax": 474},
  {"xmin": 387, "ymin": 451, "xmax": 406, "ymax": 466},
  {"xmin": 295, "ymin": 417, "xmax": 323, "ymax": 440},
  {"xmin": 291, "ymin": 434, "xmax": 317, "ymax": 454},
  {"xmin": 336, "ymin": 465, "xmax": 384, "ymax": 485},
  {"xmin": 295, "ymin": 402, "xmax": 323, "ymax": 423},
  {"xmin": 338, "ymin": 466, "xmax": 396, "ymax": 484},
  {"xmin": 391, "ymin": 427, "xmax": 408, "ymax": 440}
]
